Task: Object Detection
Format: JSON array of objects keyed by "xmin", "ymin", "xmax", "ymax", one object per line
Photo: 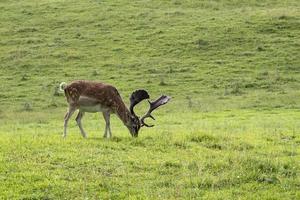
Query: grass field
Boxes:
[{"xmin": 0, "ymin": 0, "xmax": 300, "ymax": 199}]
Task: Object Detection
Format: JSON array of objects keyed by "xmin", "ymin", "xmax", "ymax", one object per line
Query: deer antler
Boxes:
[
  {"xmin": 129, "ymin": 90, "xmax": 150, "ymax": 116},
  {"xmin": 140, "ymin": 95, "xmax": 171, "ymax": 127}
]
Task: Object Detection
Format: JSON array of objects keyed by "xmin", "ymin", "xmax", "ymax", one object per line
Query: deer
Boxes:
[{"xmin": 59, "ymin": 80, "xmax": 170, "ymax": 138}]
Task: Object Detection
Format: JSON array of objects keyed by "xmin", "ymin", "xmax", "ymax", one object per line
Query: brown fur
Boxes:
[{"xmin": 64, "ymin": 80, "xmax": 131, "ymax": 125}]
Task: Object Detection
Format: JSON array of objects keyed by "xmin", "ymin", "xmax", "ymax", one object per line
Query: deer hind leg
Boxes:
[
  {"xmin": 63, "ymin": 106, "xmax": 76, "ymax": 138},
  {"xmin": 102, "ymin": 111, "xmax": 112, "ymax": 138},
  {"xmin": 76, "ymin": 111, "xmax": 87, "ymax": 138}
]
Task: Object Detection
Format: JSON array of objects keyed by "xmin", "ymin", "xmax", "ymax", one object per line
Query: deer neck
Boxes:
[{"xmin": 114, "ymin": 101, "xmax": 133, "ymax": 127}]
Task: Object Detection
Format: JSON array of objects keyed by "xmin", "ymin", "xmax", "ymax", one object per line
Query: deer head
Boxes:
[{"xmin": 128, "ymin": 90, "xmax": 171, "ymax": 137}]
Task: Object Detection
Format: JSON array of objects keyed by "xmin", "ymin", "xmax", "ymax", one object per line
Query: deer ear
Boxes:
[{"xmin": 129, "ymin": 90, "xmax": 150, "ymax": 115}]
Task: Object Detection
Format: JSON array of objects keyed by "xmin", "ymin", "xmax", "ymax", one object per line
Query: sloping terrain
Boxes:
[{"xmin": 0, "ymin": 0, "xmax": 299, "ymax": 199}]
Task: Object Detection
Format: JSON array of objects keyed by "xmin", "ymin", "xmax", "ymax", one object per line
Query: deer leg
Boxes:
[
  {"xmin": 76, "ymin": 111, "xmax": 87, "ymax": 138},
  {"xmin": 63, "ymin": 107, "xmax": 76, "ymax": 138},
  {"xmin": 102, "ymin": 111, "xmax": 112, "ymax": 138}
]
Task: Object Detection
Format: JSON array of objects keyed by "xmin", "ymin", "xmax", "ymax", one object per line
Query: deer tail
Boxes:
[{"xmin": 59, "ymin": 82, "xmax": 67, "ymax": 92}]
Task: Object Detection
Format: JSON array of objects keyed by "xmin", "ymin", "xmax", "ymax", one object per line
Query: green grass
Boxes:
[{"xmin": 0, "ymin": 0, "xmax": 300, "ymax": 199}]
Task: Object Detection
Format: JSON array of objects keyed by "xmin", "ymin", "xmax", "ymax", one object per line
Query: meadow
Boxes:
[{"xmin": 0, "ymin": 0, "xmax": 299, "ymax": 199}]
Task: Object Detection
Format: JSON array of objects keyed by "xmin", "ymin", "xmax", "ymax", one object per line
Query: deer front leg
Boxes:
[
  {"xmin": 76, "ymin": 111, "xmax": 87, "ymax": 138},
  {"xmin": 102, "ymin": 111, "xmax": 112, "ymax": 138},
  {"xmin": 63, "ymin": 106, "xmax": 76, "ymax": 138}
]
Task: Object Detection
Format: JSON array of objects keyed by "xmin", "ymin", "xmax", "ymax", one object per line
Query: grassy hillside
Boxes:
[
  {"xmin": 0, "ymin": 0, "xmax": 299, "ymax": 199},
  {"xmin": 1, "ymin": 0, "xmax": 300, "ymax": 111}
]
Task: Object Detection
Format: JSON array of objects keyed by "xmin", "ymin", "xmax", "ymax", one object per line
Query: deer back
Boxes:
[{"xmin": 64, "ymin": 80, "xmax": 125, "ymax": 110}]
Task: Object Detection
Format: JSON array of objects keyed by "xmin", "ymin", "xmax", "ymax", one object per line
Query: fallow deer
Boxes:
[{"xmin": 60, "ymin": 80, "xmax": 170, "ymax": 138}]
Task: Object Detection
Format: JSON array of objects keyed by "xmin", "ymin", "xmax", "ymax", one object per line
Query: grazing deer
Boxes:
[{"xmin": 60, "ymin": 80, "xmax": 170, "ymax": 138}]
